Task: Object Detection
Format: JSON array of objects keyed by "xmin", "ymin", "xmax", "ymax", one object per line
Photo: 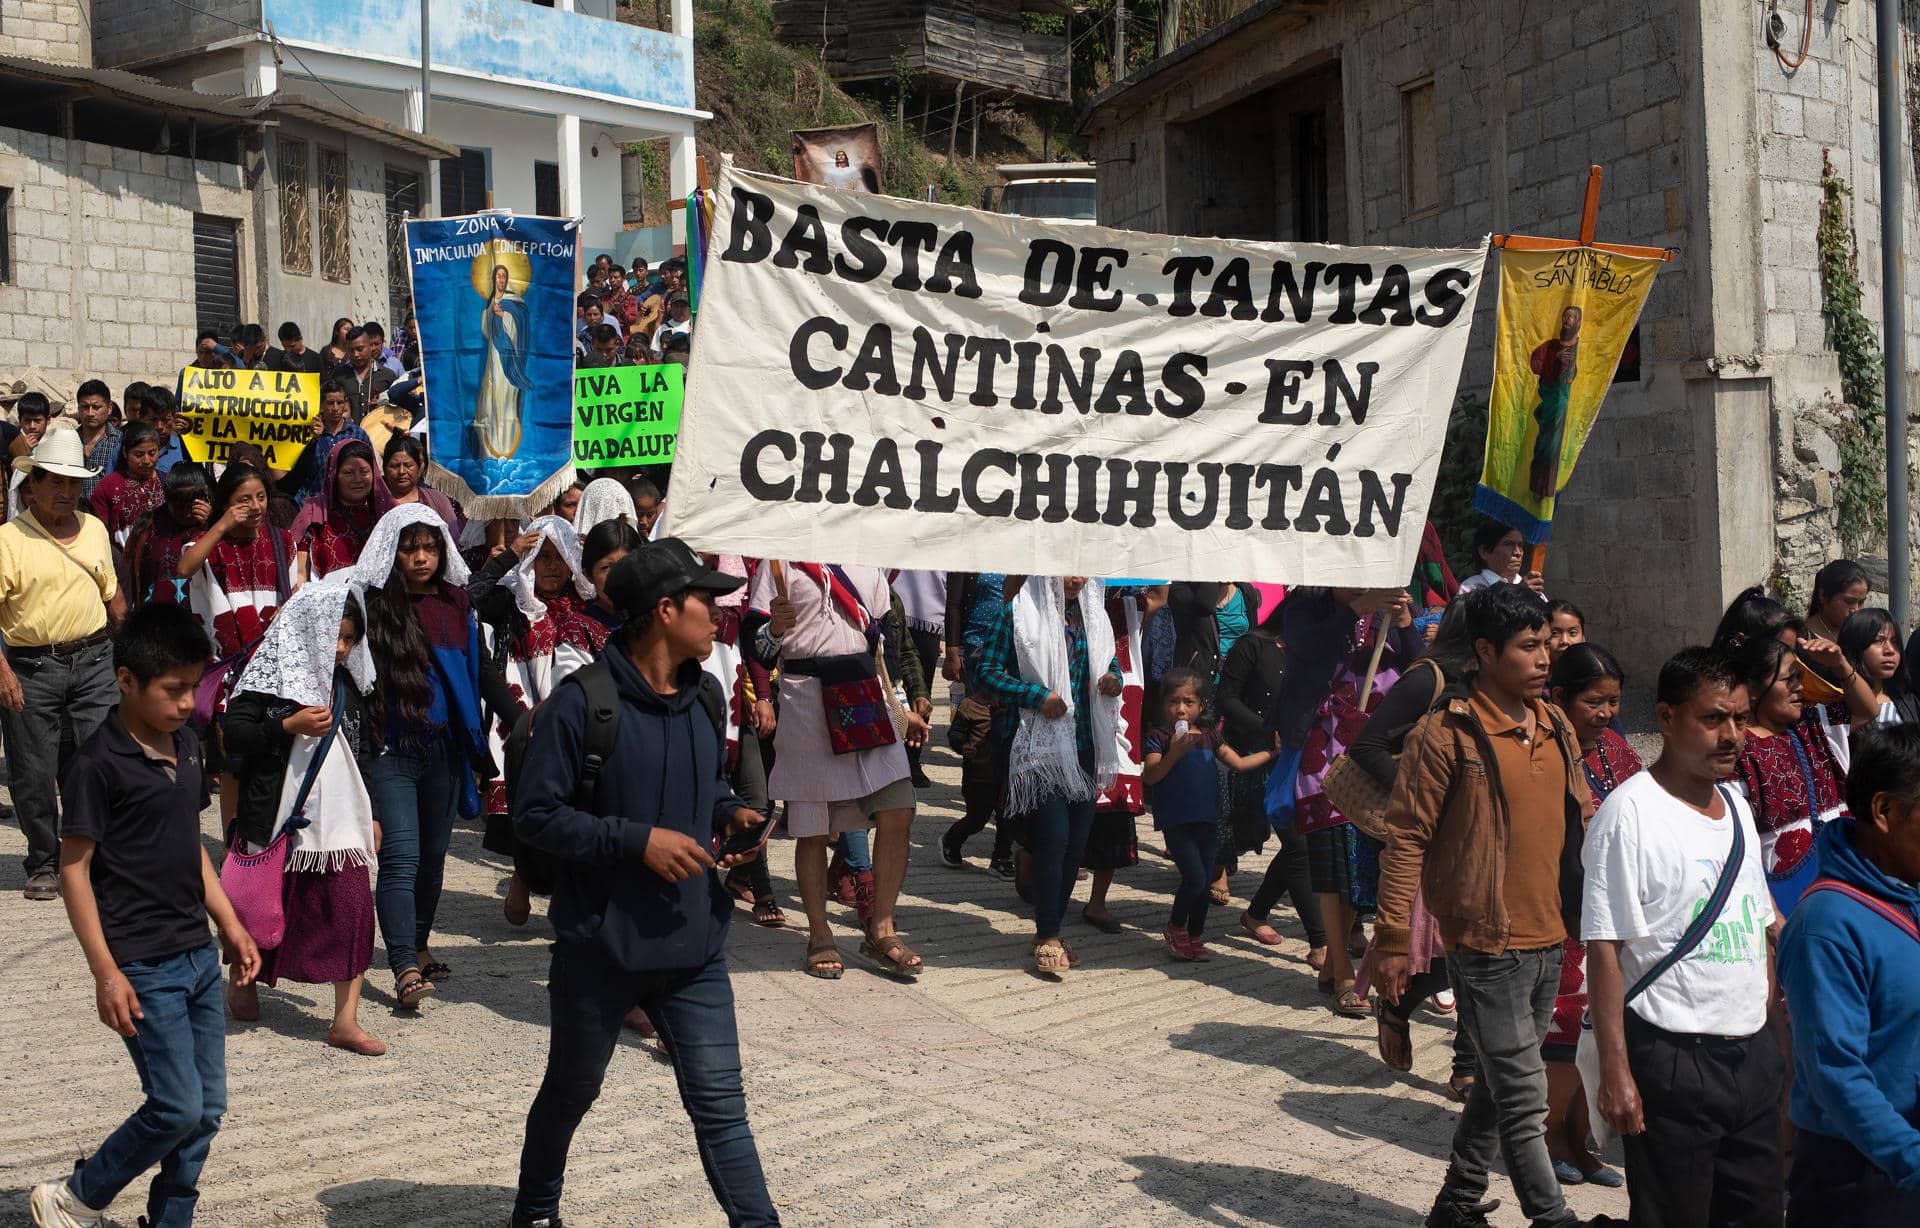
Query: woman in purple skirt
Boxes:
[{"xmin": 222, "ymin": 577, "xmax": 384, "ymax": 1054}]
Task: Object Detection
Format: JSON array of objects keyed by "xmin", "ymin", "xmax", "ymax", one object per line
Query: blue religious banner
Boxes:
[{"xmin": 405, "ymin": 212, "xmax": 577, "ymax": 515}]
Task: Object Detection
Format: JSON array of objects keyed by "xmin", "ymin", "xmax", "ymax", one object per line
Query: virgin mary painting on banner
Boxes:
[{"xmin": 406, "ymin": 213, "xmax": 576, "ymax": 518}]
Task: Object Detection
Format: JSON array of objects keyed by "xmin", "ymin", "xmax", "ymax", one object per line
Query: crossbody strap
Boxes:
[
  {"xmin": 281, "ymin": 679, "xmax": 344, "ymax": 832},
  {"xmin": 1626, "ymin": 783, "xmax": 1747, "ymax": 1003},
  {"xmin": 1801, "ymin": 878, "xmax": 1920, "ymax": 944},
  {"xmin": 17, "ymin": 513, "xmax": 108, "ymax": 592}
]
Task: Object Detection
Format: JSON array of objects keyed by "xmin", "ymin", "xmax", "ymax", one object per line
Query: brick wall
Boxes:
[
  {"xmin": 0, "ymin": 0, "xmax": 91, "ymax": 65},
  {"xmin": 0, "ymin": 126, "xmax": 252, "ymax": 394},
  {"xmin": 90, "ymin": 0, "xmax": 259, "ymax": 67}
]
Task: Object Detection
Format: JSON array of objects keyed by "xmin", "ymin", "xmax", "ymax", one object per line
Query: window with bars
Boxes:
[
  {"xmin": 385, "ymin": 167, "xmax": 422, "ymax": 338},
  {"xmin": 534, "ymin": 161, "xmax": 560, "ymax": 217},
  {"xmin": 440, "ymin": 148, "xmax": 488, "ymax": 216},
  {"xmin": 278, "ymin": 137, "xmax": 311, "ymax": 274},
  {"xmin": 319, "ymin": 147, "xmax": 350, "ymax": 283}
]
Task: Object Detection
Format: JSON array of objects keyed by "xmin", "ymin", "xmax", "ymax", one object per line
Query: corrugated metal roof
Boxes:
[{"xmin": 0, "ymin": 52, "xmax": 458, "ymax": 159}]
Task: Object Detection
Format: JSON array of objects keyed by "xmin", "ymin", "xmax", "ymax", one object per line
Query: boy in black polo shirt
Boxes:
[{"xmin": 30, "ymin": 605, "xmax": 260, "ymax": 1228}]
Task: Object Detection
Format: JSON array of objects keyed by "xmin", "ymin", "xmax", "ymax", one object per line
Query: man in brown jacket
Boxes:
[{"xmin": 1375, "ymin": 582, "xmax": 1596, "ymax": 1228}]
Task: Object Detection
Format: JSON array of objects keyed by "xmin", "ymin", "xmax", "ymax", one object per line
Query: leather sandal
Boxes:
[{"xmin": 860, "ymin": 930, "xmax": 924, "ymax": 978}]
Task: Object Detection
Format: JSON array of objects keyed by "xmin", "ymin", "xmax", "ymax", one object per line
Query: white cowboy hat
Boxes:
[{"xmin": 14, "ymin": 426, "xmax": 100, "ymax": 481}]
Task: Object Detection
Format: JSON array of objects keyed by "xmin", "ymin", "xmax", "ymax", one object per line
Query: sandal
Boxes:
[
  {"xmin": 1059, "ymin": 938, "xmax": 1083, "ymax": 968},
  {"xmin": 1209, "ymin": 886, "xmax": 1232, "ymax": 907},
  {"xmin": 1080, "ymin": 908, "xmax": 1123, "ymax": 934},
  {"xmin": 504, "ymin": 874, "xmax": 531, "ymax": 927},
  {"xmin": 804, "ymin": 942, "xmax": 844, "ymax": 979},
  {"xmin": 860, "ymin": 931, "xmax": 924, "ymax": 979},
  {"xmin": 751, "ymin": 896, "xmax": 786, "ymax": 927},
  {"xmin": 1032, "ymin": 939, "xmax": 1069, "ymax": 975},
  {"xmin": 1374, "ymin": 1002, "xmax": 1413, "ymax": 1072},
  {"xmin": 724, "ymin": 874, "xmax": 756, "ymax": 907},
  {"xmin": 1238, "ymin": 912, "xmax": 1283, "ymax": 946},
  {"xmin": 1307, "ymin": 945, "xmax": 1328, "ymax": 973},
  {"xmin": 1447, "ymin": 1074, "xmax": 1476, "ymax": 1103},
  {"xmin": 394, "ymin": 969, "xmax": 436, "ymax": 1010},
  {"xmin": 1333, "ymin": 986, "xmax": 1370, "ymax": 1018},
  {"xmin": 420, "ymin": 959, "xmax": 451, "ymax": 983}
]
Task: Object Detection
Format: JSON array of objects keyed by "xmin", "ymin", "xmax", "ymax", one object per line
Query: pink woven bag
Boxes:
[{"xmin": 220, "ymin": 836, "xmax": 288, "ymax": 950}]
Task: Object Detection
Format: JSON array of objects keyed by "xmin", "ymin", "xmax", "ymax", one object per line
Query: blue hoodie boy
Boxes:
[
  {"xmin": 1777, "ymin": 817, "xmax": 1920, "ymax": 1186},
  {"xmin": 513, "ymin": 644, "xmax": 745, "ymax": 972}
]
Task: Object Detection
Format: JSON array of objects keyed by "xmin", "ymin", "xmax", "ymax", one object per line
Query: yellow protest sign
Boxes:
[
  {"xmin": 1474, "ymin": 247, "xmax": 1661, "ymax": 540},
  {"xmin": 177, "ymin": 366, "xmax": 319, "ymax": 469}
]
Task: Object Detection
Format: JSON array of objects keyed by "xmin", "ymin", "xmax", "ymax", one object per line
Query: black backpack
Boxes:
[{"xmin": 504, "ymin": 659, "xmax": 727, "ymax": 815}]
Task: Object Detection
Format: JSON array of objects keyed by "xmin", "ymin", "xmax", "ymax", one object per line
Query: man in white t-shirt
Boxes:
[{"xmin": 1583, "ymin": 646, "xmax": 1783, "ymax": 1227}]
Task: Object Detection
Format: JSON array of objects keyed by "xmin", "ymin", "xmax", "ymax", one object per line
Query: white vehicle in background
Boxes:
[{"xmin": 981, "ymin": 162, "xmax": 1098, "ymax": 225}]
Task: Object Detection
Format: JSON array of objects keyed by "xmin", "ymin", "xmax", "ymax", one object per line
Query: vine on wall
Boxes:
[{"xmin": 1816, "ymin": 150, "xmax": 1887, "ymax": 552}]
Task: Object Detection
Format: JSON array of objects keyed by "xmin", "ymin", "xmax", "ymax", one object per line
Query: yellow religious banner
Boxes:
[
  {"xmin": 176, "ymin": 366, "xmax": 320, "ymax": 469},
  {"xmin": 1475, "ymin": 247, "xmax": 1661, "ymax": 539}
]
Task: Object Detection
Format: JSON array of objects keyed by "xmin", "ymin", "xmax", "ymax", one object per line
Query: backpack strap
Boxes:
[
  {"xmin": 566, "ymin": 660, "xmax": 622, "ymax": 808},
  {"xmin": 1801, "ymin": 878, "xmax": 1920, "ymax": 944},
  {"xmin": 1626, "ymin": 783, "xmax": 1747, "ymax": 1003}
]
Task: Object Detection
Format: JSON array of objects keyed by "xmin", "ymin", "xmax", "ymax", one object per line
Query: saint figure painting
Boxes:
[
  {"xmin": 476, "ymin": 261, "xmax": 532, "ymax": 459},
  {"xmin": 1526, "ymin": 305, "xmax": 1581, "ymax": 500}
]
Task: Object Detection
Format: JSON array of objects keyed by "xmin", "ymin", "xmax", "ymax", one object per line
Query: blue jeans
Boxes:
[
  {"xmin": 1439, "ymin": 945, "xmax": 1576, "ymax": 1227},
  {"xmin": 69, "ymin": 943, "xmax": 226, "ymax": 1228},
  {"xmin": 517, "ymin": 944, "xmax": 779, "ymax": 1226},
  {"xmin": 1029, "ymin": 793, "xmax": 1096, "ymax": 940},
  {"xmin": 367, "ymin": 742, "xmax": 460, "ymax": 975},
  {"xmin": 835, "ymin": 829, "xmax": 872, "ymax": 872},
  {"xmin": 1163, "ymin": 823, "xmax": 1220, "ymax": 935}
]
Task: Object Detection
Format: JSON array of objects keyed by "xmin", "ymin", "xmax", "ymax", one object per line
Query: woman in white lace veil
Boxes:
[{"xmin": 222, "ymin": 577, "xmax": 388, "ymax": 1054}]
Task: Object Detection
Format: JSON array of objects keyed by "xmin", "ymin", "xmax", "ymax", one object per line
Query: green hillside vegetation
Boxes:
[{"xmin": 619, "ymin": 0, "xmax": 1071, "ymax": 218}]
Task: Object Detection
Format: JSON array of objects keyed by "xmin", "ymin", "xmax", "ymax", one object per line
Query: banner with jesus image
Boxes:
[
  {"xmin": 1474, "ymin": 246, "xmax": 1661, "ymax": 541},
  {"xmin": 406, "ymin": 213, "xmax": 578, "ymax": 516}
]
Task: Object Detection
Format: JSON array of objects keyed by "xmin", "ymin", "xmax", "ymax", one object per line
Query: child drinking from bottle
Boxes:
[{"xmin": 1143, "ymin": 668, "xmax": 1274, "ymax": 960}]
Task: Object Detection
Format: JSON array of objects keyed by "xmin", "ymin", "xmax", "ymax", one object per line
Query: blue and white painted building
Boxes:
[{"xmin": 90, "ymin": 0, "xmax": 702, "ymax": 260}]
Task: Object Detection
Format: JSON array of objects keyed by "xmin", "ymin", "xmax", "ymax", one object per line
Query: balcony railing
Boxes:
[{"xmin": 260, "ymin": 0, "xmax": 694, "ymax": 113}]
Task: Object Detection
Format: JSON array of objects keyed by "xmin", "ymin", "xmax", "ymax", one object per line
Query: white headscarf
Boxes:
[
  {"xmin": 505, "ymin": 514, "xmax": 594, "ymax": 622},
  {"xmin": 350, "ymin": 503, "xmax": 470, "ymax": 590},
  {"xmin": 1006, "ymin": 576, "xmax": 1121, "ymax": 815},
  {"xmin": 575, "ymin": 477, "xmax": 636, "ymax": 540},
  {"xmin": 229, "ymin": 576, "xmax": 378, "ymax": 871},
  {"xmin": 233, "ymin": 576, "xmax": 374, "ymax": 709}
]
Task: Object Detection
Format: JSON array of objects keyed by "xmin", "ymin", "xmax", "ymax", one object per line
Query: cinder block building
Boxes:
[{"xmin": 1081, "ymin": 0, "xmax": 1920, "ymax": 678}]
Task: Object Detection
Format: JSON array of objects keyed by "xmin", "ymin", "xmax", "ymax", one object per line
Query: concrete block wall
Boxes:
[
  {"xmin": 0, "ymin": 0, "xmax": 91, "ymax": 65},
  {"xmin": 0, "ymin": 126, "xmax": 252, "ymax": 394},
  {"xmin": 89, "ymin": 0, "xmax": 259, "ymax": 68}
]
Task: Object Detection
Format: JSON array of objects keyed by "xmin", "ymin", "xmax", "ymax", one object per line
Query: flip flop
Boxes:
[
  {"xmin": 1238, "ymin": 912, "xmax": 1283, "ymax": 946},
  {"xmin": 1332, "ymin": 986, "xmax": 1370, "ymax": 1018}
]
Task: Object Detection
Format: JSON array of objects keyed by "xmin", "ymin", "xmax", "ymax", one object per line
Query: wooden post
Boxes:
[
  {"xmin": 947, "ymin": 79, "xmax": 964, "ymax": 161},
  {"xmin": 1113, "ymin": 0, "xmax": 1126, "ymax": 81},
  {"xmin": 1578, "ymin": 164, "xmax": 1603, "ymax": 245},
  {"xmin": 970, "ymin": 93, "xmax": 981, "ymax": 160}
]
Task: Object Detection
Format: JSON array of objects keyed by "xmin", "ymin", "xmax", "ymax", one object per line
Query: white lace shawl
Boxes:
[
  {"xmin": 575, "ymin": 478, "xmax": 636, "ymax": 540},
  {"xmin": 504, "ymin": 514, "xmax": 595, "ymax": 622},
  {"xmin": 1006, "ymin": 577, "xmax": 1121, "ymax": 814},
  {"xmin": 349, "ymin": 503, "xmax": 470, "ymax": 589}
]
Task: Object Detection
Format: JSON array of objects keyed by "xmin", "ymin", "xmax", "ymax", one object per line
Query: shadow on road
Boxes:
[
  {"xmin": 1125, "ymin": 1156, "xmax": 1428, "ymax": 1226},
  {"xmin": 317, "ymin": 1178, "xmax": 516, "ymax": 1227}
]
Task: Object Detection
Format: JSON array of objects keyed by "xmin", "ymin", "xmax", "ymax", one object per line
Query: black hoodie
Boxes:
[{"xmin": 514, "ymin": 641, "xmax": 745, "ymax": 972}]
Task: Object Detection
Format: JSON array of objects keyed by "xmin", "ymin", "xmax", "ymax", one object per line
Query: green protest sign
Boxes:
[{"xmin": 572, "ymin": 364, "xmax": 683, "ymax": 468}]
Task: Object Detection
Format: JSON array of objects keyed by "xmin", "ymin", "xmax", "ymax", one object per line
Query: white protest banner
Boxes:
[{"xmin": 666, "ymin": 160, "xmax": 1487, "ymax": 585}]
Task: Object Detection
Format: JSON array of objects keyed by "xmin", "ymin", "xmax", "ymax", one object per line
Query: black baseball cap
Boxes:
[{"xmin": 604, "ymin": 538, "xmax": 743, "ymax": 619}]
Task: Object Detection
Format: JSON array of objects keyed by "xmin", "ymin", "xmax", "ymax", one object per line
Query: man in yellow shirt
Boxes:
[{"xmin": 0, "ymin": 428, "xmax": 124, "ymax": 899}]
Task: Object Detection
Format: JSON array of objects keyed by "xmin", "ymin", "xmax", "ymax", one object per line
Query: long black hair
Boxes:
[
  {"xmin": 209, "ymin": 461, "xmax": 266, "ymax": 524},
  {"xmin": 113, "ymin": 422, "xmax": 161, "ymax": 476},
  {"xmin": 1714, "ymin": 585, "xmax": 1800, "ymax": 650},
  {"xmin": 1810, "ymin": 559, "xmax": 1869, "ymax": 620},
  {"xmin": 1729, "ymin": 635, "xmax": 1794, "ymax": 718},
  {"xmin": 1423, "ymin": 599, "xmax": 1479, "ymax": 684},
  {"xmin": 364, "ymin": 521, "xmax": 444, "ymax": 730},
  {"xmin": 1838, "ymin": 609, "xmax": 1918, "ymax": 724},
  {"xmin": 582, "ymin": 519, "xmax": 641, "ymax": 579}
]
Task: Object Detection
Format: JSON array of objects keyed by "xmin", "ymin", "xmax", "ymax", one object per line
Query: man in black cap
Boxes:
[{"xmin": 511, "ymin": 538, "xmax": 780, "ymax": 1228}]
